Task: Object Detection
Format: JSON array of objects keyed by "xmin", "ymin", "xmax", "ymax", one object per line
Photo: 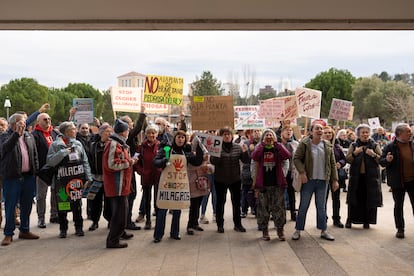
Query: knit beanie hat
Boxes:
[
  {"xmin": 261, "ymin": 128, "xmax": 277, "ymax": 142},
  {"xmin": 113, "ymin": 119, "xmax": 129, "ymax": 134}
]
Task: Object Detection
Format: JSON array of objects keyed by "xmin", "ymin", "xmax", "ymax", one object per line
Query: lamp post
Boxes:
[{"xmin": 4, "ymin": 96, "xmax": 11, "ymax": 120}]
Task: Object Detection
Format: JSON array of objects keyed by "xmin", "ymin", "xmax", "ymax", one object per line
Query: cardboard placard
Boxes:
[{"xmin": 190, "ymin": 96, "xmax": 234, "ymax": 130}]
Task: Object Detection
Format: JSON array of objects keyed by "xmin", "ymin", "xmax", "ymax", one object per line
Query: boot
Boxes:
[
  {"xmin": 277, "ymin": 227, "xmax": 286, "ymax": 241},
  {"xmin": 262, "ymin": 228, "xmax": 270, "ymax": 241},
  {"xmin": 75, "ymin": 227, "xmax": 85, "ymax": 237}
]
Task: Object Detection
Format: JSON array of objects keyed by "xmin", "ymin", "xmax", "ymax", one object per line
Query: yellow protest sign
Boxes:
[{"xmin": 144, "ymin": 75, "xmax": 184, "ymax": 106}]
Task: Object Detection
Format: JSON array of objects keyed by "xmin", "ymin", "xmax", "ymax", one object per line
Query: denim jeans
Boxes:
[
  {"xmin": 3, "ymin": 175, "xmax": 36, "ymax": 236},
  {"xmin": 154, "ymin": 209, "xmax": 181, "ymax": 239},
  {"xmin": 201, "ymin": 174, "xmax": 217, "ymax": 215},
  {"xmin": 295, "ymin": 179, "xmax": 328, "ymax": 231}
]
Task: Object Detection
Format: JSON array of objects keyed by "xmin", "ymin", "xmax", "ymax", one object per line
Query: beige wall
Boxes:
[{"xmin": 0, "ymin": 0, "xmax": 413, "ymax": 30}]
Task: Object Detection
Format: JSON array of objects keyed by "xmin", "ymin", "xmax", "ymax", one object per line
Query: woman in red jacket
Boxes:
[{"xmin": 136, "ymin": 124, "xmax": 161, "ymax": 230}]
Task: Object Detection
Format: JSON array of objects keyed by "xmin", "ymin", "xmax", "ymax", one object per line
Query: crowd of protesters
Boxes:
[{"xmin": 1, "ymin": 103, "xmax": 413, "ymax": 249}]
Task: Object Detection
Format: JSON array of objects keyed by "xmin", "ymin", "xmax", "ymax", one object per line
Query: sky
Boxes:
[{"xmin": 0, "ymin": 30, "xmax": 413, "ymax": 95}]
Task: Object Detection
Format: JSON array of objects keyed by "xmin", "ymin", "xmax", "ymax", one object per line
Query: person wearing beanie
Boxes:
[
  {"xmin": 103, "ymin": 119, "xmax": 137, "ymax": 248},
  {"xmin": 210, "ymin": 126, "xmax": 251, "ymax": 234},
  {"xmin": 251, "ymin": 128, "xmax": 291, "ymax": 241},
  {"xmin": 46, "ymin": 121, "xmax": 93, "ymax": 239}
]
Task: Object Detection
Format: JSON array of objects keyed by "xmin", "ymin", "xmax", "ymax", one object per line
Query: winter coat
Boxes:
[
  {"xmin": 103, "ymin": 134, "xmax": 132, "ymax": 197},
  {"xmin": 136, "ymin": 139, "xmax": 161, "ymax": 187},
  {"xmin": 346, "ymin": 139, "xmax": 382, "ymax": 207},
  {"xmin": 251, "ymin": 141, "xmax": 291, "ymax": 190}
]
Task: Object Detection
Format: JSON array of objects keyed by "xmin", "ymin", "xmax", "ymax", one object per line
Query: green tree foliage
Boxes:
[
  {"xmin": 0, "ymin": 78, "xmax": 49, "ymax": 119},
  {"xmin": 191, "ymin": 71, "xmax": 223, "ymax": 96},
  {"xmin": 352, "ymin": 76, "xmax": 413, "ymax": 124},
  {"xmin": 305, "ymin": 68, "xmax": 356, "ymax": 118}
]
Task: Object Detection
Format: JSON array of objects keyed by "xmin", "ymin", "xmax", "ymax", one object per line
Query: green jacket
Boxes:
[{"xmin": 293, "ymin": 136, "xmax": 338, "ymax": 182}]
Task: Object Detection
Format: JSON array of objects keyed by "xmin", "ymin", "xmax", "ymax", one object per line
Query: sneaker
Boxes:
[
  {"xmin": 292, "ymin": 230, "xmax": 300, "ymax": 240},
  {"xmin": 135, "ymin": 214, "xmax": 145, "ymax": 223},
  {"xmin": 321, "ymin": 231, "xmax": 335, "ymax": 241},
  {"xmin": 199, "ymin": 215, "xmax": 209, "ymax": 224},
  {"xmin": 38, "ymin": 219, "xmax": 46, "ymax": 229},
  {"xmin": 240, "ymin": 212, "xmax": 247, "ymax": 218}
]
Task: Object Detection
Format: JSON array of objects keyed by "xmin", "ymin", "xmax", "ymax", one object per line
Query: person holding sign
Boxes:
[
  {"xmin": 210, "ymin": 127, "xmax": 250, "ymax": 234},
  {"xmin": 152, "ymin": 130, "xmax": 203, "ymax": 243},
  {"xmin": 46, "ymin": 121, "xmax": 93, "ymax": 239}
]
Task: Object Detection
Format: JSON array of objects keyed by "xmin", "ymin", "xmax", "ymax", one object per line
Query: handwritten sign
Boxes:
[
  {"xmin": 258, "ymin": 98, "xmax": 285, "ymax": 119},
  {"xmin": 144, "ymin": 75, "xmax": 184, "ymax": 106},
  {"xmin": 368, "ymin": 117, "xmax": 380, "ymax": 129},
  {"xmin": 110, "ymin": 86, "xmax": 142, "ymax": 112},
  {"xmin": 190, "ymin": 96, "xmax": 234, "ymax": 130},
  {"xmin": 282, "ymin": 95, "xmax": 299, "ymax": 121},
  {"xmin": 295, "ymin": 87, "xmax": 322, "ymax": 119},
  {"xmin": 157, "ymin": 154, "xmax": 190, "ymax": 209},
  {"xmin": 328, "ymin": 98, "xmax": 353, "ymax": 121},
  {"xmin": 73, "ymin": 98, "xmax": 94, "ymax": 125},
  {"xmin": 195, "ymin": 132, "xmax": 223, "ymax": 157}
]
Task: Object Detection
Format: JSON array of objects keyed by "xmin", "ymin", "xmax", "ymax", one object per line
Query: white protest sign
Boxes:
[
  {"xmin": 73, "ymin": 98, "xmax": 94, "ymax": 125},
  {"xmin": 110, "ymin": 86, "xmax": 142, "ymax": 112},
  {"xmin": 195, "ymin": 132, "xmax": 223, "ymax": 157},
  {"xmin": 258, "ymin": 98, "xmax": 285, "ymax": 119},
  {"xmin": 295, "ymin": 87, "xmax": 322, "ymax": 119},
  {"xmin": 328, "ymin": 98, "xmax": 353, "ymax": 121},
  {"xmin": 368, "ymin": 117, "xmax": 381, "ymax": 129}
]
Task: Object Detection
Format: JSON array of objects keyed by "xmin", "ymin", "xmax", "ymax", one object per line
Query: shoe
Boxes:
[
  {"xmin": 291, "ymin": 212, "xmax": 297, "ymax": 221},
  {"xmin": 144, "ymin": 222, "xmax": 151, "ymax": 230},
  {"xmin": 194, "ymin": 225, "xmax": 204, "ymax": 231},
  {"xmin": 89, "ymin": 222, "xmax": 99, "ymax": 231},
  {"xmin": 50, "ymin": 217, "xmax": 59, "ymax": 224},
  {"xmin": 199, "ymin": 215, "xmax": 209, "ymax": 224},
  {"xmin": 38, "ymin": 219, "xmax": 46, "ymax": 229},
  {"xmin": 321, "ymin": 231, "xmax": 335, "ymax": 241},
  {"xmin": 187, "ymin": 228, "xmax": 195, "ymax": 235},
  {"xmin": 18, "ymin": 231, "xmax": 39, "ymax": 239},
  {"xmin": 217, "ymin": 226, "xmax": 224, "ymax": 233},
  {"xmin": 363, "ymin": 223, "xmax": 370, "ymax": 229},
  {"xmin": 234, "ymin": 225, "xmax": 246, "ymax": 232},
  {"xmin": 262, "ymin": 228, "xmax": 270, "ymax": 241},
  {"xmin": 345, "ymin": 219, "xmax": 351, "ymax": 229},
  {"xmin": 333, "ymin": 220, "xmax": 344, "ymax": 228},
  {"xmin": 343, "ymin": 188, "xmax": 347, "ymax": 192},
  {"xmin": 240, "ymin": 212, "xmax": 247, "ymax": 218},
  {"xmin": 277, "ymin": 228, "xmax": 286, "ymax": 241},
  {"xmin": 59, "ymin": 231, "xmax": 67, "ymax": 238},
  {"xmin": 396, "ymin": 229, "xmax": 405, "ymax": 239},
  {"xmin": 170, "ymin": 235, "xmax": 181, "ymax": 240},
  {"xmin": 1, "ymin": 236, "xmax": 12, "ymax": 246},
  {"xmin": 135, "ymin": 214, "xmax": 145, "ymax": 223},
  {"xmin": 107, "ymin": 242, "xmax": 128, "ymax": 248},
  {"xmin": 75, "ymin": 229, "xmax": 85, "ymax": 237},
  {"xmin": 292, "ymin": 230, "xmax": 301, "ymax": 240},
  {"xmin": 153, "ymin": 238, "xmax": 161, "ymax": 243},
  {"xmin": 121, "ymin": 232, "xmax": 134, "ymax": 240},
  {"xmin": 126, "ymin": 223, "xmax": 141, "ymax": 230}
]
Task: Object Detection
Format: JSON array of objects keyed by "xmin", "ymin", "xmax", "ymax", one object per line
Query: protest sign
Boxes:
[
  {"xmin": 328, "ymin": 98, "xmax": 353, "ymax": 121},
  {"xmin": 144, "ymin": 75, "xmax": 184, "ymax": 106},
  {"xmin": 157, "ymin": 154, "xmax": 190, "ymax": 209},
  {"xmin": 73, "ymin": 98, "xmax": 94, "ymax": 125},
  {"xmin": 258, "ymin": 98, "xmax": 285, "ymax": 120},
  {"xmin": 191, "ymin": 96, "xmax": 234, "ymax": 130},
  {"xmin": 295, "ymin": 87, "xmax": 322, "ymax": 119},
  {"xmin": 368, "ymin": 117, "xmax": 381, "ymax": 129},
  {"xmin": 195, "ymin": 132, "xmax": 223, "ymax": 157},
  {"xmin": 110, "ymin": 86, "xmax": 142, "ymax": 112}
]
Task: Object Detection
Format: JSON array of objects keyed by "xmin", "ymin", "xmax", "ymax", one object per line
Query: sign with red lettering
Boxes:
[
  {"xmin": 194, "ymin": 132, "xmax": 223, "ymax": 157},
  {"xmin": 144, "ymin": 75, "xmax": 184, "ymax": 106},
  {"xmin": 328, "ymin": 98, "xmax": 352, "ymax": 121},
  {"xmin": 110, "ymin": 86, "xmax": 142, "ymax": 112},
  {"xmin": 295, "ymin": 87, "xmax": 322, "ymax": 119}
]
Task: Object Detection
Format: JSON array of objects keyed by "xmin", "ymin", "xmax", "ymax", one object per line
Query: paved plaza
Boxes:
[{"xmin": 1, "ymin": 181, "xmax": 414, "ymax": 276}]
